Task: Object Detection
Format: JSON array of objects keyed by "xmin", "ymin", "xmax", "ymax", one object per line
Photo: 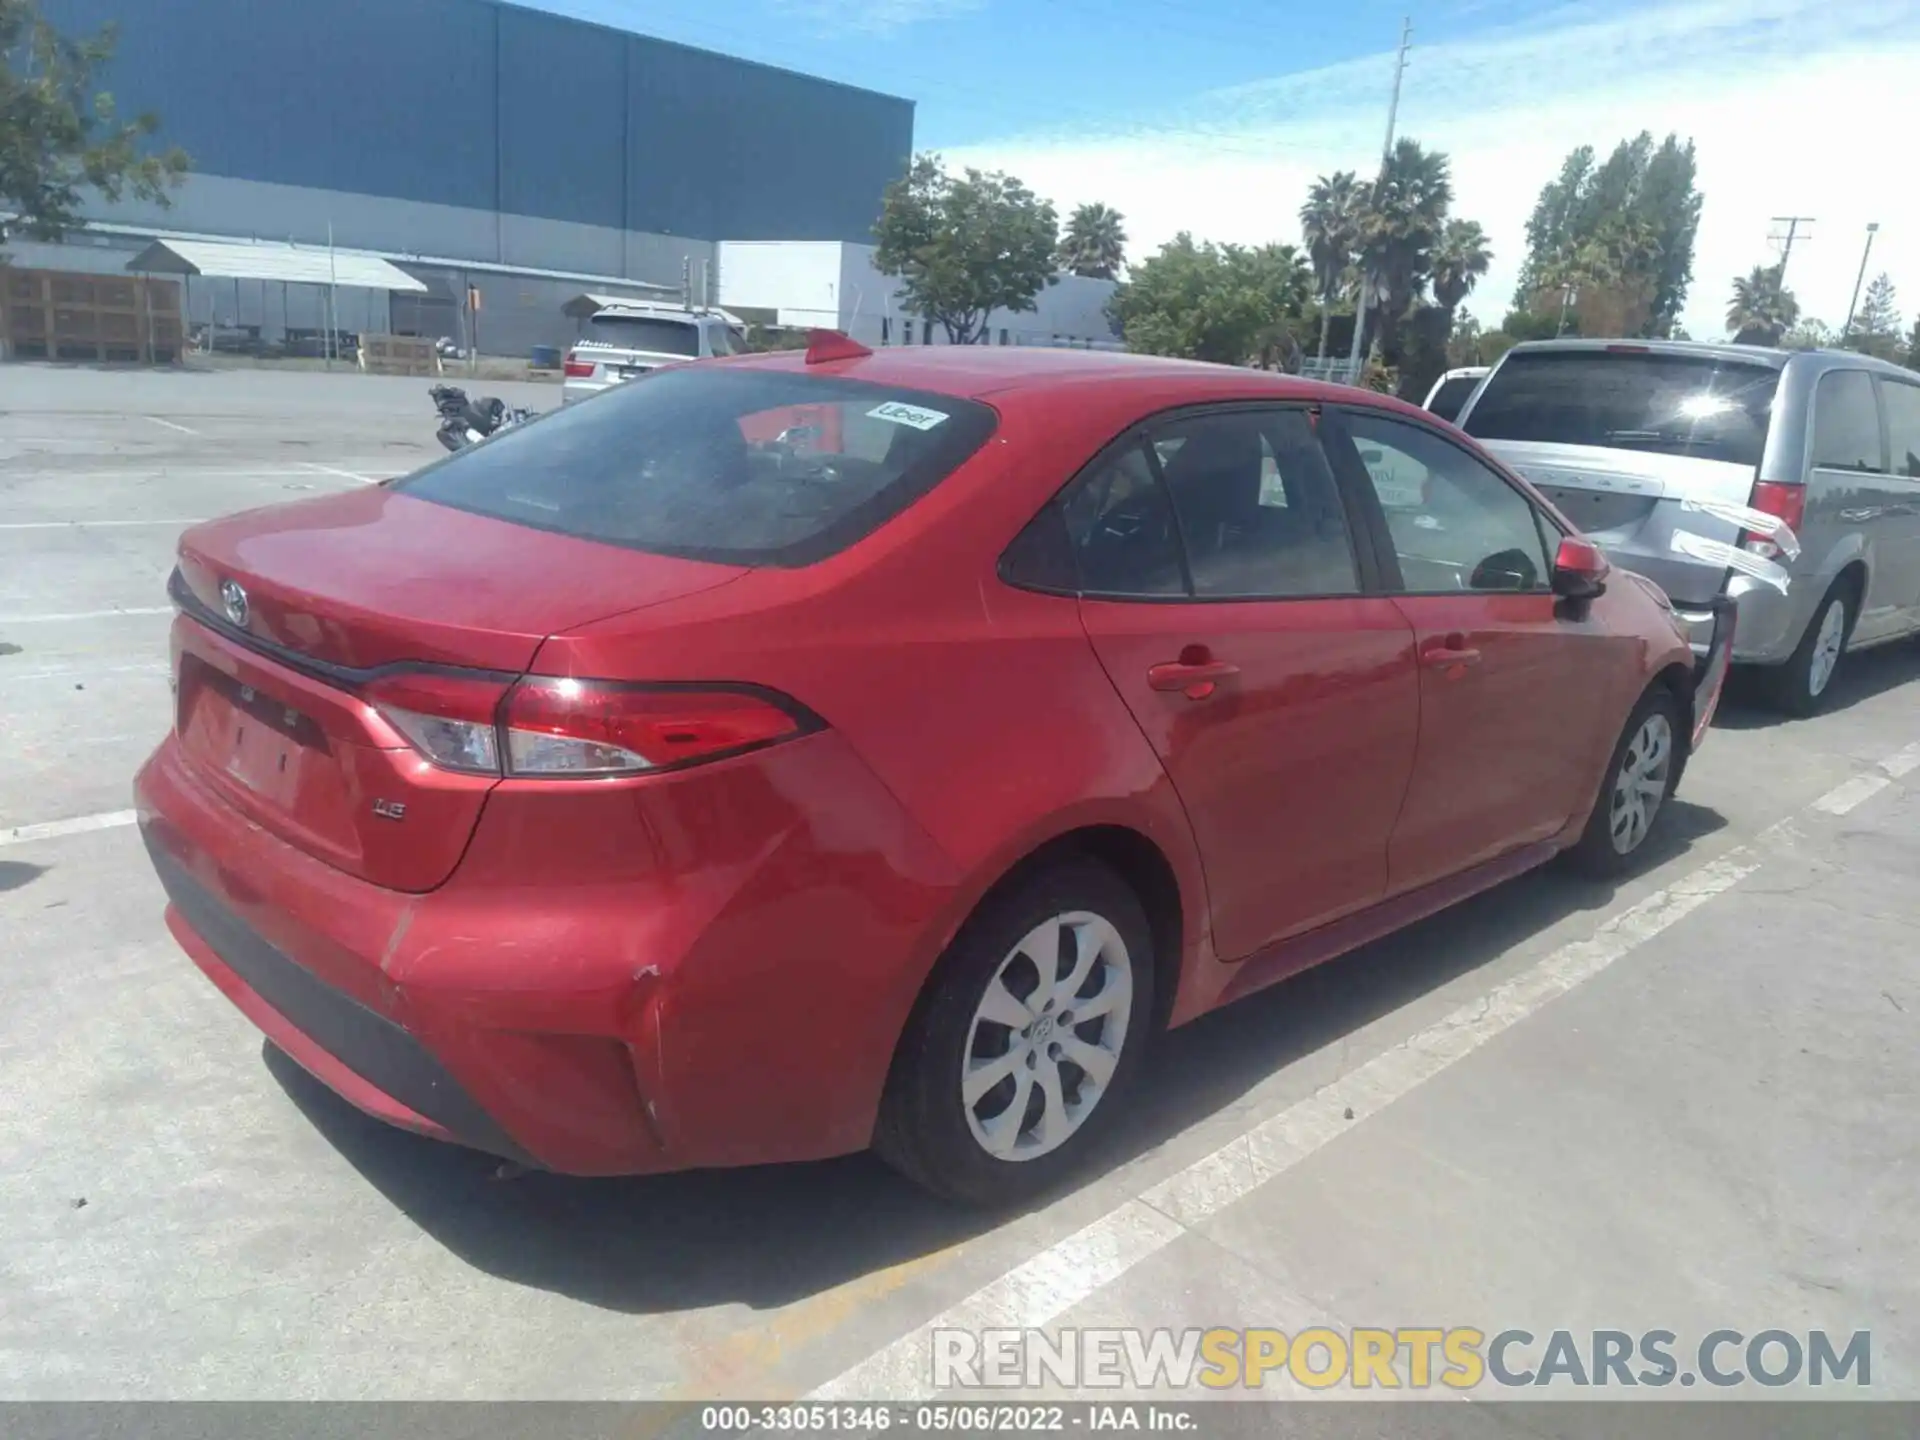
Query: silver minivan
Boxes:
[{"xmin": 1457, "ymin": 340, "xmax": 1920, "ymax": 713}]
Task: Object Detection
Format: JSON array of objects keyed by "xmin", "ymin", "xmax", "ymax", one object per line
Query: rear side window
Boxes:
[
  {"xmin": 1811, "ymin": 370, "xmax": 1886, "ymax": 473},
  {"xmin": 1463, "ymin": 350, "xmax": 1778, "ymax": 467},
  {"xmin": 1880, "ymin": 379, "xmax": 1920, "ymax": 477},
  {"xmin": 583, "ymin": 316, "xmax": 701, "ymax": 356},
  {"xmin": 394, "ymin": 367, "xmax": 996, "ymax": 566},
  {"xmin": 1426, "ymin": 375, "xmax": 1480, "ymax": 423}
]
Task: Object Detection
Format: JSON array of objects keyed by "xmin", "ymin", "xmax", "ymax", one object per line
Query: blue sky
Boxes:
[{"xmin": 529, "ymin": 0, "xmax": 1920, "ymax": 338}]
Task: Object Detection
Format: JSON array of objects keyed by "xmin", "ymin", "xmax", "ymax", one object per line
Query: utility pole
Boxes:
[
  {"xmin": 1843, "ymin": 222, "xmax": 1880, "ymax": 338},
  {"xmin": 1768, "ymin": 216, "xmax": 1815, "ymax": 281},
  {"xmin": 1345, "ymin": 17, "xmax": 1413, "ymax": 380}
]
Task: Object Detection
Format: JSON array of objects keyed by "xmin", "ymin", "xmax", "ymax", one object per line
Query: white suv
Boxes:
[{"xmin": 561, "ymin": 306, "xmax": 746, "ymax": 403}]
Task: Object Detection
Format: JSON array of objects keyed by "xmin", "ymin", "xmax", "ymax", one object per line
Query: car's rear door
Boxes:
[
  {"xmin": 1323, "ymin": 406, "xmax": 1627, "ymax": 896},
  {"xmin": 1065, "ymin": 404, "xmax": 1420, "ymax": 960}
]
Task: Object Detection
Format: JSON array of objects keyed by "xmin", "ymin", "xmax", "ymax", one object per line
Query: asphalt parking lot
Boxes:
[{"xmin": 2, "ymin": 364, "xmax": 1917, "ymax": 1415}]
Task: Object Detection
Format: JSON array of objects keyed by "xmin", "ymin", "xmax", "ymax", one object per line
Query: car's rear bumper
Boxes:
[
  {"xmin": 135, "ymin": 728, "xmax": 960, "ymax": 1176},
  {"xmin": 1672, "ymin": 574, "xmax": 1806, "ymax": 666}
]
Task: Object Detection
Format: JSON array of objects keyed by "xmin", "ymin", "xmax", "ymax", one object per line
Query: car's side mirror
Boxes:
[{"xmin": 1552, "ymin": 536, "xmax": 1610, "ymax": 601}]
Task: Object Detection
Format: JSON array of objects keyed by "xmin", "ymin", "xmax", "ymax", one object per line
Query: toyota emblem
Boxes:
[{"xmin": 219, "ymin": 579, "xmax": 250, "ymax": 628}]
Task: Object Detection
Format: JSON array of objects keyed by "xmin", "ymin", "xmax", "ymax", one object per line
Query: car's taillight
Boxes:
[
  {"xmin": 1744, "ymin": 480, "xmax": 1806, "ymax": 560},
  {"xmin": 502, "ymin": 680, "xmax": 806, "ymax": 775},
  {"xmin": 364, "ymin": 672, "xmax": 811, "ymax": 777},
  {"xmin": 364, "ymin": 672, "xmax": 508, "ymax": 775},
  {"xmin": 563, "ymin": 353, "xmax": 595, "ymax": 378}
]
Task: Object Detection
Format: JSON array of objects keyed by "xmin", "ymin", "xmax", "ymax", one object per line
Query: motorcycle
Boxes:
[{"xmin": 431, "ymin": 384, "xmax": 536, "ymax": 453}]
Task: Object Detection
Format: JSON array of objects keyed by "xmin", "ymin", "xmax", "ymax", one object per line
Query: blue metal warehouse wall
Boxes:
[{"xmin": 40, "ymin": 0, "xmax": 913, "ymax": 245}]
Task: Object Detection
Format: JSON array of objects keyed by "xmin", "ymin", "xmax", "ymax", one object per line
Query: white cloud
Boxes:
[
  {"xmin": 944, "ymin": 0, "xmax": 1920, "ymax": 339},
  {"xmin": 777, "ymin": 0, "xmax": 985, "ymax": 34}
]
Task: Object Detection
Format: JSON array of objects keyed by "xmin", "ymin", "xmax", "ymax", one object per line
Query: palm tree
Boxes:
[
  {"xmin": 1058, "ymin": 203, "xmax": 1128, "ymax": 280},
  {"xmin": 1354, "ymin": 138, "xmax": 1454, "ymax": 359},
  {"xmin": 1299, "ymin": 170, "xmax": 1362, "ymax": 360},
  {"xmin": 1430, "ymin": 218, "xmax": 1492, "ymax": 322},
  {"xmin": 1726, "ymin": 264, "xmax": 1799, "ymax": 345}
]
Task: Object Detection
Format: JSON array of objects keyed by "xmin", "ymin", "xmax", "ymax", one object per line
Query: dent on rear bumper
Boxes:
[
  {"xmin": 1673, "ymin": 573, "xmax": 1803, "ymax": 664},
  {"xmin": 135, "ymin": 728, "xmax": 962, "ymax": 1176}
]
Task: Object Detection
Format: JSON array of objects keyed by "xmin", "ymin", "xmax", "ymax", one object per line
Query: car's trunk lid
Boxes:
[
  {"xmin": 171, "ymin": 486, "xmax": 747, "ymax": 890},
  {"xmin": 1482, "ymin": 439, "xmax": 1756, "ymax": 604}
]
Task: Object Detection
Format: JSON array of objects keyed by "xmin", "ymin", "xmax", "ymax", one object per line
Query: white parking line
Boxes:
[
  {"xmin": 0, "ymin": 810, "xmax": 138, "ymax": 848},
  {"xmin": 0, "ymin": 519, "xmax": 206, "ymax": 531},
  {"xmin": 301, "ymin": 462, "xmax": 379, "ymax": 485},
  {"xmin": 0, "ymin": 607, "xmax": 173, "ymax": 623},
  {"xmin": 1812, "ymin": 773, "xmax": 1892, "ymax": 816},
  {"xmin": 143, "ymin": 416, "xmax": 200, "ymax": 436},
  {"xmin": 806, "ymin": 741, "xmax": 1919, "ymax": 1403}
]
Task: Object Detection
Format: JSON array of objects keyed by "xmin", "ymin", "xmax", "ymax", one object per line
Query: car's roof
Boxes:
[
  {"xmin": 718, "ymin": 344, "xmax": 1380, "ymax": 407},
  {"xmin": 1503, "ymin": 337, "xmax": 1792, "ymax": 369}
]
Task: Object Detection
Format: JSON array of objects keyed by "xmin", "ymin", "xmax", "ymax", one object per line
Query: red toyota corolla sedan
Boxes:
[{"xmin": 135, "ymin": 338, "xmax": 1733, "ymax": 1206}]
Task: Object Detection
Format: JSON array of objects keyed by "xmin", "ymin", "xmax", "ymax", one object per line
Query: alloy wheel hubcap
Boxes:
[
  {"xmin": 1808, "ymin": 601, "xmax": 1846, "ymax": 697},
  {"xmin": 1610, "ymin": 712, "xmax": 1673, "ymax": 855},
  {"xmin": 961, "ymin": 911, "xmax": 1133, "ymax": 1162}
]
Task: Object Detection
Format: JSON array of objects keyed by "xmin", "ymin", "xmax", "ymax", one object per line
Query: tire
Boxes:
[
  {"xmin": 1565, "ymin": 686, "xmax": 1686, "ymax": 879},
  {"xmin": 875, "ymin": 859, "xmax": 1156, "ymax": 1208},
  {"xmin": 1763, "ymin": 581, "xmax": 1854, "ymax": 718}
]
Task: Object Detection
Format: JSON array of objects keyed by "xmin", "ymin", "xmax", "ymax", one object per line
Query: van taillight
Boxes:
[
  {"xmin": 1744, "ymin": 480, "xmax": 1806, "ymax": 559},
  {"xmin": 364, "ymin": 672, "xmax": 813, "ymax": 777},
  {"xmin": 563, "ymin": 353, "xmax": 595, "ymax": 378}
]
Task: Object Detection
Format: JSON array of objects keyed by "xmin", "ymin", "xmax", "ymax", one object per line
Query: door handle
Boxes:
[
  {"xmin": 1421, "ymin": 640, "xmax": 1482, "ymax": 670},
  {"xmin": 1148, "ymin": 658, "xmax": 1240, "ymax": 697}
]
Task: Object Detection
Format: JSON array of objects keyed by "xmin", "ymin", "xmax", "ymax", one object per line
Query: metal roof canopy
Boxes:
[{"xmin": 126, "ymin": 238, "xmax": 427, "ymax": 292}]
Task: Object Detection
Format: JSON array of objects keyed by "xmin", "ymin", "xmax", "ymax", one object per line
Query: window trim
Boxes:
[
  {"xmin": 997, "ymin": 400, "xmax": 1387, "ymax": 605},
  {"xmin": 1809, "ymin": 367, "xmax": 1890, "ymax": 477},
  {"xmin": 1322, "ymin": 404, "xmax": 1565, "ymax": 599}
]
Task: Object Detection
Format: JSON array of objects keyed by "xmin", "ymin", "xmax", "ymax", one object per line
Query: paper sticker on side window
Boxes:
[{"xmin": 868, "ymin": 400, "xmax": 950, "ymax": 431}]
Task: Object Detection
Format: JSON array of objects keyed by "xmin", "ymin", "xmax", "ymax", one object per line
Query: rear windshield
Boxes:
[
  {"xmin": 583, "ymin": 316, "xmax": 701, "ymax": 355},
  {"xmin": 394, "ymin": 366, "xmax": 997, "ymax": 566},
  {"xmin": 1425, "ymin": 375, "xmax": 1481, "ymax": 423},
  {"xmin": 1462, "ymin": 350, "xmax": 1779, "ymax": 467}
]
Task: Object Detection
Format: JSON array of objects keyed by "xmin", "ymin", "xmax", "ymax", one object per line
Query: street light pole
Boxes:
[{"xmin": 1842, "ymin": 222, "xmax": 1880, "ymax": 339}]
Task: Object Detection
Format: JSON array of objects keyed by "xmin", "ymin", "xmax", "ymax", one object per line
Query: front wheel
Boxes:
[
  {"xmin": 1566, "ymin": 688, "xmax": 1684, "ymax": 878},
  {"xmin": 875, "ymin": 859, "xmax": 1155, "ymax": 1207}
]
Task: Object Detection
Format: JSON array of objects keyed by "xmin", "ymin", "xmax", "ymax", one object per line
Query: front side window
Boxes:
[
  {"xmin": 1342, "ymin": 412, "xmax": 1553, "ymax": 594},
  {"xmin": 394, "ymin": 367, "xmax": 996, "ymax": 566},
  {"xmin": 1811, "ymin": 370, "xmax": 1887, "ymax": 473}
]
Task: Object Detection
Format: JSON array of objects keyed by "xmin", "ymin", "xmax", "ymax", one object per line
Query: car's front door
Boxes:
[
  {"xmin": 1324, "ymin": 407, "xmax": 1623, "ymax": 897},
  {"xmin": 1064, "ymin": 405, "xmax": 1421, "ymax": 960}
]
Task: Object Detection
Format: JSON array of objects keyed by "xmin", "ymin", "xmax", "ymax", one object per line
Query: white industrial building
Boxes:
[{"xmin": 717, "ymin": 241, "xmax": 1121, "ymax": 350}]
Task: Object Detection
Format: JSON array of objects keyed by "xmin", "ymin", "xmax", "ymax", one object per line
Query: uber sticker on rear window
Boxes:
[{"xmin": 867, "ymin": 400, "xmax": 950, "ymax": 431}]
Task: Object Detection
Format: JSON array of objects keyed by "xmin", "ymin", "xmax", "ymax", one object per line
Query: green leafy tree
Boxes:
[
  {"xmin": 1108, "ymin": 233, "xmax": 1311, "ymax": 365},
  {"xmin": 1353, "ymin": 138, "xmax": 1454, "ymax": 358},
  {"xmin": 872, "ymin": 153, "xmax": 1059, "ymax": 345},
  {"xmin": 0, "ymin": 0, "xmax": 188, "ymax": 246},
  {"xmin": 1516, "ymin": 132, "xmax": 1700, "ymax": 337},
  {"xmin": 1057, "ymin": 201, "xmax": 1127, "ymax": 280},
  {"xmin": 1781, "ymin": 318, "xmax": 1835, "ymax": 351},
  {"xmin": 1844, "ymin": 273, "xmax": 1902, "ymax": 361},
  {"xmin": 1905, "ymin": 315, "xmax": 1920, "ymax": 372},
  {"xmin": 1726, "ymin": 264, "xmax": 1799, "ymax": 346},
  {"xmin": 1430, "ymin": 218, "xmax": 1492, "ymax": 326},
  {"xmin": 1299, "ymin": 169, "xmax": 1363, "ymax": 360}
]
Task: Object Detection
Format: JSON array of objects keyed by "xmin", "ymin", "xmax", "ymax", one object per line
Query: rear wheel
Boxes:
[
  {"xmin": 1566, "ymin": 687, "xmax": 1684, "ymax": 878},
  {"xmin": 1764, "ymin": 581, "xmax": 1854, "ymax": 717},
  {"xmin": 876, "ymin": 859, "xmax": 1155, "ymax": 1207}
]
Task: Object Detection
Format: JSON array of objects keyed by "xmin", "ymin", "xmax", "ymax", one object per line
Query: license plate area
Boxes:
[{"xmin": 179, "ymin": 658, "xmax": 330, "ymax": 803}]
